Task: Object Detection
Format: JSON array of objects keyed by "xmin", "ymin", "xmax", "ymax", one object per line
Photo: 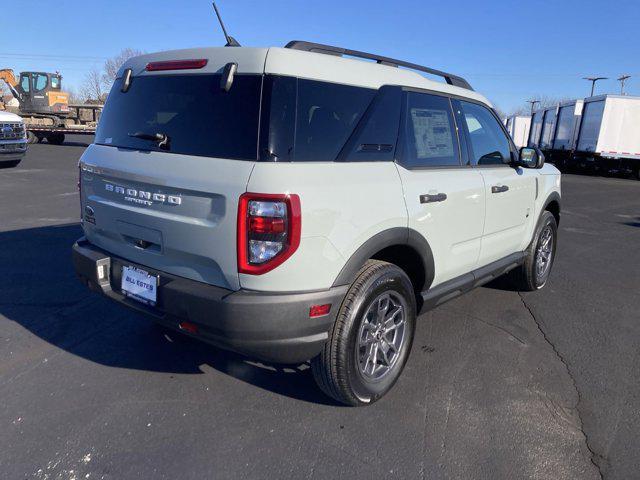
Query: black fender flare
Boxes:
[
  {"xmin": 331, "ymin": 227, "xmax": 435, "ymax": 292},
  {"xmin": 526, "ymin": 191, "xmax": 561, "ymax": 250},
  {"xmin": 541, "ymin": 191, "xmax": 561, "ymax": 224}
]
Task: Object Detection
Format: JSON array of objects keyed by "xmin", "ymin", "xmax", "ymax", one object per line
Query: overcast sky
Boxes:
[{"xmin": 4, "ymin": 0, "xmax": 639, "ymax": 112}]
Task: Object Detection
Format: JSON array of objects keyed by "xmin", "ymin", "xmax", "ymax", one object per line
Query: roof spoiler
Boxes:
[{"xmin": 285, "ymin": 40, "xmax": 473, "ymax": 91}]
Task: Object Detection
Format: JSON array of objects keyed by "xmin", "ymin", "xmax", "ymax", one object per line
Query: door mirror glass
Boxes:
[{"xmin": 519, "ymin": 147, "xmax": 544, "ymax": 168}]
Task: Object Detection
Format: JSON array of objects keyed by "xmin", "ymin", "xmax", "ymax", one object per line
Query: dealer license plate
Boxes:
[{"xmin": 121, "ymin": 266, "xmax": 158, "ymax": 306}]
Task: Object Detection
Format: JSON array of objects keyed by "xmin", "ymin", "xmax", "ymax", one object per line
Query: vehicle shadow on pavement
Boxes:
[
  {"xmin": 622, "ymin": 218, "xmax": 640, "ymax": 228},
  {"xmin": 0, "ymin": 223, "xmax": 337, "ymax": 405},
  {"xmin": 481, "ymin": 271, "xmax": 522, "ymax": 292}
]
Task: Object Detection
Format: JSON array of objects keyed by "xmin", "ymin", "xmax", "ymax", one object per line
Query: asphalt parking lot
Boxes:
[{"xmin": 1, "ymin": 137, "xmax": 639, "ymax": 480}]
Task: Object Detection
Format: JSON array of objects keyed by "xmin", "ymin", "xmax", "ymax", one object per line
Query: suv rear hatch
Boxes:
[{"xmin": 79, "ymin": 49, "xmax": 267, "ymax": 290}]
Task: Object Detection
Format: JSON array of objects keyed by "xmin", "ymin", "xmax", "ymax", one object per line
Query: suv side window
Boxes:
[
  {"xmin": 295, "ymin": 79, "xmax": 376, "ymax": 162},
  {"xmin": 458, "ymin": 101, "xmax": 512, "ymax": 166},
  {"xmin": 400, "ymin": 92, "xmax": 460, "ymax": 168},
  {"xmin": 260, "ymin": 77, "xmax": 377, "ymax": 162},
  {"xmin": 340, "ymin": 85, "xmax": 402, "ymax": 162}
]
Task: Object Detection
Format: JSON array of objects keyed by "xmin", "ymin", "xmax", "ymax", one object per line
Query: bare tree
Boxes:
[
  {"xmin": 492, "ymin": 104, "xmax": 507, "ymax": 121},
  {"xmin": 80, "ymin": 68, "xmax": 107, "ymax": 104},
  {"xmin": 102, "ymin": 48, "xmax": 145, "ymax": 90},
  {"xmin": 66, "ymin": 86, "xmax": 83, "ymax": 105}
]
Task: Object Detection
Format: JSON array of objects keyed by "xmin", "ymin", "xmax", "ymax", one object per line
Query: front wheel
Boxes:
[
  {"xmin": 514, "ymin": 211, "xmax": 558, "ymax": 291},
  {"xmin": 311, "ymin": 260, "xmax": 416, "ymax": 406}
]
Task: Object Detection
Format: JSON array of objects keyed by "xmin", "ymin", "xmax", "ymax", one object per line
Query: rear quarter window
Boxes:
[
  {"xmin": 260, "ymin": 76, "xmax": 376, "ymax": 162},
  {"xmin": 96, "ymin": 74, "xmax": 262, "ymax": 160}
]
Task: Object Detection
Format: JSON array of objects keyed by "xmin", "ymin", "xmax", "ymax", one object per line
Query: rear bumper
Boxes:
[{"xmin": 72, "ymin": 238, "xmax": 347, "ymax": 364}]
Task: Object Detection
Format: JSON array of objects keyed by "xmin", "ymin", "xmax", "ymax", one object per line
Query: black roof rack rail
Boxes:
[{"xmin": 284, "ymin": 40, "xmax": 473, "ymax": 91}]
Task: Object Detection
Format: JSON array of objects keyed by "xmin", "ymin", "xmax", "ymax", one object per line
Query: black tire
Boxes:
[
  {"xmin": 0, "ymin": 160, "xmax": 21, "ymax": 169},
  {"xmin": 311, "ymin": 260, "xmax": 417, "ymax": 406},
  {"xmin": 26, "ymin": 131, "xmax": 39, "ymax": 144},
  {"xmin": 46, "ymin": 133, "xmax": 65, "ymax": 145},
  {"xmin": 514, "ymin": 211, "xmax": 558, "ymax": 291}
]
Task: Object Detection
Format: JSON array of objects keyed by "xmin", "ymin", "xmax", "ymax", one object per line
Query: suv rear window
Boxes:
[{"xmin": 96, "ymin": 74, "xmax": 262, "ymax": 160}]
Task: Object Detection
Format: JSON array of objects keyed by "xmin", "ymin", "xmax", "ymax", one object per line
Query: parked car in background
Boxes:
[
  {"xmin": 0, "ymin": 110, "xmax": 27, "ymax": 168},
  {"xmin": 73, "ymin": 42, "xmax": 561, "ymax": 405}
]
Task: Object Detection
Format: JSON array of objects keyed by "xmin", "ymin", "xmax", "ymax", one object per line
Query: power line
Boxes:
[{"xmin": 0, "ymin": 52, "xmax": 109, "ymax": 61}]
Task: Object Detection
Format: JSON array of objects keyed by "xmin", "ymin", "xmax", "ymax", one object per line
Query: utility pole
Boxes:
[
  {"xmin": 617, "ymin": 75, "xmax": 631, "ymax": 95},
  {"xmin": 583, "ymin": 76, "xmax": 608, "ymax": 97},
  {"xmin": 527, "ymin": 99, "xmax": 540, "ymax": 116}
]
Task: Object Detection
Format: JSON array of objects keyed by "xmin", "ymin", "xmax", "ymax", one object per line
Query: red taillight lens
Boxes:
[
  {"xmin": 309, "ymin": 304, "xmax": 331, "ymax": 318},
  {"xmin": 237, "ymin": 193, "xmax": 301, "ymax": 275},
  {"xmin": 145, "ymin": 59, "xmax": 208, "ymax": 71},
  {"xmin": 178, "ymin": 321, "xmax": 199, "ymax": 334},
  {"xmin": 249, "ymin": 216, "xmax": 286, "ymax": 234}
]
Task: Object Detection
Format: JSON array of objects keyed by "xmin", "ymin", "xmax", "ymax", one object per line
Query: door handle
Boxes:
[
  {"xmin": 420, "ymin": 193, "xmax": 447, "ymax": 203},
  {"xmin": 491, "ymin": 185, "xmax": 509, "ymax": 194}
]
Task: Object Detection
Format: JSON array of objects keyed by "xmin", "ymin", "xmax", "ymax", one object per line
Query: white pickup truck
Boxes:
[{"xmin": 0, "ymin": 110, "xmax": 27, "ymax": 168}]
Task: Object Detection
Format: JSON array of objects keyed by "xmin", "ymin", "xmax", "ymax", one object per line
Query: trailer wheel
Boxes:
[
  {"xmin": 26, "ymin": 131, "xmax": 40, "ymax": 144},
  {"xmin": 46, "ymin": 133, "xmax": 65, "ymax": 145}
]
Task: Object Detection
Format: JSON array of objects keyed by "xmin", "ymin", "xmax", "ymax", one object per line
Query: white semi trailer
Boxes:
[
  {"xmin": 545, "ymin": 100, "xmax": 584, "ymax": 169},
  {"xmin": 528, "ymin": 109, "xmax": 545, "ymax": 148},
  {"xmin": 506, "ymin": 115, "xmax": 531, "ymax": 148},
  {"xmin": 574, "ymin": 95, "xmax": 640, "ymax": 178},
  {"xmin": 538, "ymin": 106, "xmax": 558, "ymax": 151}
]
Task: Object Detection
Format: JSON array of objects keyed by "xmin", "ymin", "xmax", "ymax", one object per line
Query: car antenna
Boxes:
[{"xmin": 212, "ymin": 2, "xmax": 241, "ymax": 47}]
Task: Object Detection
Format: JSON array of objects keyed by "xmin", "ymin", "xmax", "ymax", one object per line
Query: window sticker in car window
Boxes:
[{"xmin": 410, "ymin": 108, "xmax": 454, "ymax": 158}]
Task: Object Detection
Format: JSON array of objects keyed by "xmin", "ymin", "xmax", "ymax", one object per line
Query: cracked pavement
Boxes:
[{"xmin": 1, "ymin": 138, "xmax": 638, "ymax": 479}]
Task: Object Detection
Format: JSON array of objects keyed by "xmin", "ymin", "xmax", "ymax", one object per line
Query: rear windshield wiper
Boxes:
[{"xmin": 128, "ymin": 131, "xmax": 170, "ymax": 151}]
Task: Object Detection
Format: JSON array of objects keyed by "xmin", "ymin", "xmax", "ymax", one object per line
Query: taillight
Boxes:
[{"xmin": 237, "ymin": 193, "xmax": 301, "ymax": 275}]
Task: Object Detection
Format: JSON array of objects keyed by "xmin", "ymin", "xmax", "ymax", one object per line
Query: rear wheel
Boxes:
[
  {"xmin": 46, "ymin": 133, "xmax": 65, "ymax": 145},
  {"xmin": 514, "ymin": 211, "xmax": 557, "ymax": 291},
  {"xmin": 311, "ymin": 260, "xmax": 416, "ymax": 406}
]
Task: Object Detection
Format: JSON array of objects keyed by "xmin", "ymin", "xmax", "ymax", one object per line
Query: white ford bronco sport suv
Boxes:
[
  {"xmin": 73, "ymin": 41, "xmax": 561, "ymax": 405},
  {"xmin": 0, "ymin": 110, "xmax": 27, "ymax": 168}
]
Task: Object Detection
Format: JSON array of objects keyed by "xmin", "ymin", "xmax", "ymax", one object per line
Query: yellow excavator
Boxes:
[{"xmin": 0, "ymin": 69, "xmax": 101, "ymax": 144}]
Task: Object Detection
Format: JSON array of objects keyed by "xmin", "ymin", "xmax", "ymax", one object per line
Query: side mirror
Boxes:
[{"xmin": 518, "ymin": 147, "xmax": 545, "ymax": 169}]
